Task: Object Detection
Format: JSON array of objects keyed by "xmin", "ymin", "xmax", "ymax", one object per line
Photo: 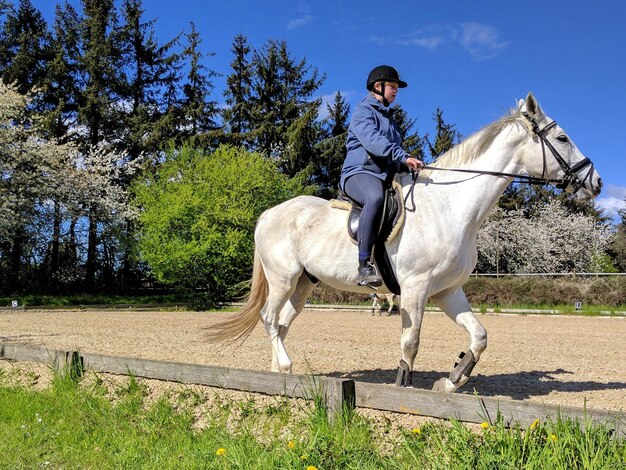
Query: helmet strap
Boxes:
[{"xmin": 373, "ymin": 82, "xmax": 389, "ymax": 107}]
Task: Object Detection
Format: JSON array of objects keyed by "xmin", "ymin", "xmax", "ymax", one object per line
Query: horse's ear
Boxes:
[
  {"xmin": 516, "ymin": 98, "xmax": 525, "ymax": 111},
  {"xmin": 525, "ymin": 92, "xmax": 545, "ymax": 121}
]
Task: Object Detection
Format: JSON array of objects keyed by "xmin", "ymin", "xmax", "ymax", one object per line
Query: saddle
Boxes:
[
  {"xmin": 330, "ymin": 180, "xmax": 405, "ymax": 294},
  {"xmin": 330, "ymin": 180, "xmax": 405, "ymax": 245}
]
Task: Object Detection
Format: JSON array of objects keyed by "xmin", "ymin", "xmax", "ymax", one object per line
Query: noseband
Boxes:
[{"xmin": 521, "ymin": 113, "xmax": 594, "ymax": 194}]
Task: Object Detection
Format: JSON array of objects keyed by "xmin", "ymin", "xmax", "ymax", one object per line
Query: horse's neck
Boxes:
[{"xmin": 408, "ymin": 129, "xmax": 521, "ymax": 231}]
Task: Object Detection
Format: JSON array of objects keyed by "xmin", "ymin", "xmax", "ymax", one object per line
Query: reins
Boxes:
[
  {"xmin": 421, "ymin": 164, "xmax": 564, "ymax": 185},
  {"xmin": 402, "ymin": 166, "xmax": 558, "ymax": 213},
  {"xmin": 403, "ymin": 112, "xmax": 595, "ymax": 212}
]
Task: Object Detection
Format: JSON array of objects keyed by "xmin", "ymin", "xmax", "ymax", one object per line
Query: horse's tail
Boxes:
[{"xmin": 206, "ymin": 249, "xmax": 268, "ymax": 343}]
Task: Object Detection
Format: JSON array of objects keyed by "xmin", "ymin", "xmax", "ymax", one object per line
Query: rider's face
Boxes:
[{"xmin": 375, "ymin": 81, "xmax": 399, "ymax": 104}]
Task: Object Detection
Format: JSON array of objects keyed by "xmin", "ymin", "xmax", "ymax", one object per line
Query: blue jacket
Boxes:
[{"xmin": 340, "ymin": 94, "xmax": 410, "ymax": 191}]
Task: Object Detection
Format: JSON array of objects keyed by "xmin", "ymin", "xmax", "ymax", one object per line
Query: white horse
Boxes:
[
  {"xmin": 371, "ymin": 293, "xmax": 397, "ymax": 316},
  {"xmin": 209, "ymin": 93, "xmax": 602, "ymax": 392}
]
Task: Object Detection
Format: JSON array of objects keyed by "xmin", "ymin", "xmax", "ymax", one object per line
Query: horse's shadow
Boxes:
[{"xmin": 326, "ymin": 368, "xmax": 626, "ymax": 401}]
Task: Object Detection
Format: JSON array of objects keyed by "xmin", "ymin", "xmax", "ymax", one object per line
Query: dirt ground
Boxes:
[{"xmin": 1, "ymin": 307, "xmax": 625, "ymax": 413}]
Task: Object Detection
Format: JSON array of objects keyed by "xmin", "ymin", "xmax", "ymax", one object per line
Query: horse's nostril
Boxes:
[{"xmin": 598, "ymin": 178, "xmax": 603, "ymax": 189}]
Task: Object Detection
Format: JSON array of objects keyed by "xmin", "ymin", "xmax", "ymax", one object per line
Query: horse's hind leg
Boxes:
[
  {"xmin": 430, "ymin": 287, "xmax": 487, "ymax": 393},
  {"xmin": 270, "ymin": 273, "xmax": 317, "ymax": 372},
  {"xmin": 387, "ymin": 294, "xmax": 395, "ymax": 316},
  {"xmin": 259, "ymin": 268, "xmax": 298, "ymax": 373}
]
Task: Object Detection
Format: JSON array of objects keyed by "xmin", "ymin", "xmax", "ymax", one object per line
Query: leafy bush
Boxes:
[{"xmin": 133, "ymin": 145, "xmax": 307, "ymax": 303}]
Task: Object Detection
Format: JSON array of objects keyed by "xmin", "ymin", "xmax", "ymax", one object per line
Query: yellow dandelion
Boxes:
[
  {"xmin": 306, "ymin": 466, "xmax": 317, "ymax": 470},
  {"xmin": 412, "ymin": 427, "xmax": 421, "ymax": 434},
  {"xmin": 287, "ymin": 440, "xmax": 295, "ymax": 449},
  {"xmin": 530, "ymin": 418, "xmax": 540, "ymax": 430},
  {"xmin": 300, "ymin": 454, "xmax": 308, "ymax": 461},
  {"xmin": 550, "ymin": 434, "xmax": 557, "ymax": 442},
  {"xmin": 215, "ymin": 447, "xmax": 226, "ymax": 456},
  {"xmin": 481, "ymin": 422, "xmax": 490, "ymax": 429}
]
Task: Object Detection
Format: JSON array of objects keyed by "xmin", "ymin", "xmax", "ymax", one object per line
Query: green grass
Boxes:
[
  {"xmin": 0, "ymin": 293, "xmax": 185, "ymax": 308},
  {"xmin": 0, "ymin": 367, "xmax": 624, "ymax": 469},
  {"xmin": 469, "ymin": 303, "xmax": 626, "ymax": 316},
  {"xmin": 402, "ymin": 417, "xmax": 626, "ymax": 469}
]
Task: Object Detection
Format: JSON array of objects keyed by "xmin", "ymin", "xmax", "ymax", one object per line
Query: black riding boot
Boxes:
[{"xmin": 358, "ymin": 258, "xmax": 382, "ymax": 287}]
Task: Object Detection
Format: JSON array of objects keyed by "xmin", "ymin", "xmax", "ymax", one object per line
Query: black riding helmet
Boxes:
[
  {"xmin": 366, "ymin": 65, "xmax": 408, "ymax": 91},
  {"xmin": 366, "ymin": 65, "xmax": 407, "ymax": 106}
]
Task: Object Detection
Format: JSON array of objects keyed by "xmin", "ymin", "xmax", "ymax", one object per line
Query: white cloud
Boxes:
[
  {"xmin": 368, "ymin": 23, "xmax": 507, "ymax": 60},
  {"xmin": 369, "ymin": 25, "xmax": 455, "ymax": 50},
  {"xmin": 287, "ymin": 15, "xmax": 312, "ymax": 30},
  {"xmin": 596, "ymin": 184, "xmax": 626, "ymax": 221},
  {"xmin": 397, "ymin": 35, "xmax": 447, "ymax": 49},
  {"xmin": 460, "ymin": 22, "xmax": 509, "ymax": 60}
]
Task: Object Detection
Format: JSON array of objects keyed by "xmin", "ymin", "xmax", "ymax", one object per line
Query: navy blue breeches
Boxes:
[{"xmin": 343, "ymin": 173, "xmax": 385, "ymax": 259}]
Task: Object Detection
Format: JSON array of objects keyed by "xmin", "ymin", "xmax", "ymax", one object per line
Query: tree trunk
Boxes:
[
  {"xmin": 85, "ymin": 210, "xmax": 98, "ymax": 291},
  {"xmin": 8, "ymin": 231, "xmax": 24, "ymax": 292},
  {"xmin": 49, "ymin": 199, "xmax": 61, "ymax": 292}
]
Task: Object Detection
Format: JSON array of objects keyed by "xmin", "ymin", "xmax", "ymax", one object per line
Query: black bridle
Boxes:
[
  {"xmin": 404, "ymin": 113, "xmax": 595, "ymax": 211},
  {"xmin": 519, "ymin": 113, "xmax": 594, "ymax": 193}
]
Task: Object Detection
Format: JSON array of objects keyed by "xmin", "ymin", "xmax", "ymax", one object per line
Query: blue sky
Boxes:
[{"xmin": 36, "ymin": 0, "xmax": 626, "ymax": 221}]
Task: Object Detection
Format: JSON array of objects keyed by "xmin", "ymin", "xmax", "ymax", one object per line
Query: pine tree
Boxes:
[
  {"xmin": 327, "ymin": 91, "xmax": 349, "ymax": 137},
  {"xmin": 283, "ymin": 100, "xmax": 321, "ymax": 180},
  {"xmin": 177, "ymin": 21, "xmax": 218, "ymax": 149},
  {"xmin": 0, "ymin": 0, "xmax": 51, "ymax": 94},
  {"xmin": 313, "ymin": 91, "xmax": 349, "ymax": 197},
  {"xmin": 41, "ymin": 2, "xmax": 81, "ymax": 140},
  {"xmin": 0, "ymin": 1, "xmax": 9, "ymax": 18},
  {"xmin": 428, "ymin": 107, "xmax": 463, "ymax": 160},
  {"xmin": 222, "ymin": 34, "xmax": 253, "ymax": 148},
  {"xmin": 37, "ymin": 3, "xmax": 82, "ymax": 291},
  {"xmin": 115, "ymin": 0, "xmax": 181, "ymax": 159},
  {"xmin": 78, "ymin": 0, "xmax": 123, "ymax": 291},
  {"xmin": 392, "ymin": 104, "xmax": 427, "ymax": 161},
  {"xmin": 249, "ymin": 38, "xmax": 324, "ymax": 174}
]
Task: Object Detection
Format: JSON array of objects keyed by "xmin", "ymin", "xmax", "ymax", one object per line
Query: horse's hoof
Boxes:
[{"xmin": 432, "ymin": 377, "xmax": 457, "ymax": 393}]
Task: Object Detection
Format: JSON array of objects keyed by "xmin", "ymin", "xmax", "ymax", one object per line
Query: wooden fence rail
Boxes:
[{"xmin": 1, "ymin": 341, "xmax": 623, "ymax": 435}]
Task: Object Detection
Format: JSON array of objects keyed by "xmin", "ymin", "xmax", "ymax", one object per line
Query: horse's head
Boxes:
[{"xmin": 516, "ymin": 92, "xmax": 602, "ymax": 200}]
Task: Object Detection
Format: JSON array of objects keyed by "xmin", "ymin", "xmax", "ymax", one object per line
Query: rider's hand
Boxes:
[{"xmin": 405, "ymin": 157, "xmax": 424, "ymax": 171}]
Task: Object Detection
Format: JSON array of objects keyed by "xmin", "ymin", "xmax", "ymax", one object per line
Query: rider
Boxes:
[{"xmin": 340, "ymin": 65, "xmax": 424, "ymax": 287}]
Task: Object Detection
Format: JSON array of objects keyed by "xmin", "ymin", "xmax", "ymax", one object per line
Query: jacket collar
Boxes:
[{"xmin": 364, "ymin": 94, "xmax": 396, "ymax": 116}]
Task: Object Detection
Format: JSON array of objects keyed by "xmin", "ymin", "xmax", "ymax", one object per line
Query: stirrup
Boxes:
[
  {"xmin": 358, "ymin": 278, "xmax": 381, "ymax": 289},
  {"xmin": 358, "ymin": 261, "xmax": 383, "ymax": 288}
]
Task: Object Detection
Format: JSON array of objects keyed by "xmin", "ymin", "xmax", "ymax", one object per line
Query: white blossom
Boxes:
[
  {"xmin": 477, "ymin": 200, "xmax": 611, "ymax": 274},
  {"xmin": 0, "ymin": 80, "xmax": 136, "ymax": 252}
]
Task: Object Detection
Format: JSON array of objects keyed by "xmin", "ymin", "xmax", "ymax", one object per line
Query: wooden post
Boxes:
[
  {"xmin": 53, "ymin": 350, "xmax": 84, "ymax": 380},
  {"xmin": 324, "ymin": 378, "xmax": 355, "ymax": 421}
]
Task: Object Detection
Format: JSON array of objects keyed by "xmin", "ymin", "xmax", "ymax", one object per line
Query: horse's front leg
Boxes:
[
  {"xmin": 430, "ymin": 287, "xmax": 487, "ymax": 393},
  {"xmin": 395, "ymin": 286, "xmax": 428, "ymax": 386}
]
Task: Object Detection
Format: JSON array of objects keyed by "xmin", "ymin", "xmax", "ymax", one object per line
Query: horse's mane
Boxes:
[{"xmin": 429, "ymin": 108, "xmax": 527, "ymax": 169}]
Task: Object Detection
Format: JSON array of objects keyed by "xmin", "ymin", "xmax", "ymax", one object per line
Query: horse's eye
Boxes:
[{"xmin": 556, "ymin": 135, "xmax": 568, "ymax": 143}]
